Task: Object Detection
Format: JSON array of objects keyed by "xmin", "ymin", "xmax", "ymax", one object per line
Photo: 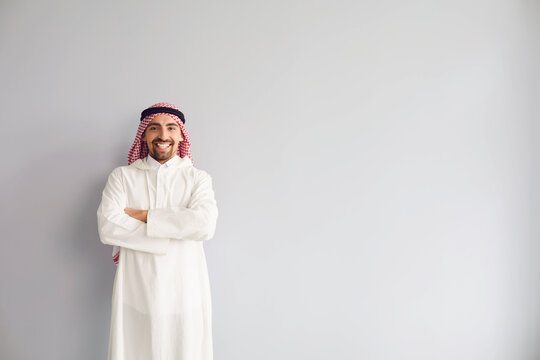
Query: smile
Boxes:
[{"xmin": 155, "ymin": 143, "xmax": 172, "ymax": 149}]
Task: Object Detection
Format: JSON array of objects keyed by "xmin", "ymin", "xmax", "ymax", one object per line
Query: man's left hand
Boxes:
[{"xmin": 124, "ymin": 208, "xmax": 148, "ymax": 223}]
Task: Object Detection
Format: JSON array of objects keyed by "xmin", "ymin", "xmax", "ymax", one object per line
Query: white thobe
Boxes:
[{"xmin": 96, "ymin": 154, "xmax": 218, "ymax": 360}]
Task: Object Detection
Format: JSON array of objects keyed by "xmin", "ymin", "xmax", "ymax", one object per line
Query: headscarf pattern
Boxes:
[{"xmin": 112, "ymin": 102, "xmax": 194, "ymax": 265}]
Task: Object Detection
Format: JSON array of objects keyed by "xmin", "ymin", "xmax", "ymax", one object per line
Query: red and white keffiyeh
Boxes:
[{"xmin": 112, "ymin": 102, "xmax": 194, "ymax": 265}]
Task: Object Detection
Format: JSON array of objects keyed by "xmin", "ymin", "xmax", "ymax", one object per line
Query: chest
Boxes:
[{"xmin": 122, "ymin": 168, "xmax": 195, "ymax": 209}]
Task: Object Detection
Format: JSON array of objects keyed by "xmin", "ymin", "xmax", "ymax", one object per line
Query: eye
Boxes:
[{"xmin": 168, "ymin": 127, "xmax": 175, "ymax": 130}]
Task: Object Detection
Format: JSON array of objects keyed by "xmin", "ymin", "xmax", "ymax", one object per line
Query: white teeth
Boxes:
[{"xmin": 156, "ymin": 143, "xmax": 171, "ymax": 148}]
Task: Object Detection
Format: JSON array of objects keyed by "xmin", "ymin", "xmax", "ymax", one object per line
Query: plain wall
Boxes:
[{"xmin": 1, "ymin": 0, "xmax": 539, "ymax": 359}]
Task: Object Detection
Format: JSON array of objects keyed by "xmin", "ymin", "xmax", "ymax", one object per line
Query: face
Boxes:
[{"xmin": 141, "ymin": 114, "xmax": 184, "ymax": 163}]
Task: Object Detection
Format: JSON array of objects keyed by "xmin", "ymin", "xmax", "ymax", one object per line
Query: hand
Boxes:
[{"xmin": 124, "ymin": 208, "xmax": 148, "ymax": 223}]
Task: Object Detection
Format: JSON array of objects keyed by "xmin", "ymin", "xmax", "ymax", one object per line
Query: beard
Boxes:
[{"xmin": 148, "ymin": 141, "xmax": 175, "ymax": 160}]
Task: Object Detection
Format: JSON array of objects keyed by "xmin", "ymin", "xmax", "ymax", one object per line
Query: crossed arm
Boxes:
[
  {"xmin": 124, "ymin": 208, "xmax": 148, "ymax": 223},
  {"xmin": 97, "ymin": 167, "xmax": 218, "ymax": 255}
]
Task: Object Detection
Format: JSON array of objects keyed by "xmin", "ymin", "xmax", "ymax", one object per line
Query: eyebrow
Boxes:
[{"xmin": 147, "ymin": 122, "xmax": 178, "ymax": 127}]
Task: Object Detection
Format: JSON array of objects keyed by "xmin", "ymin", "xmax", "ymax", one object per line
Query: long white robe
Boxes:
[{"xmin": 96, "ymin": 154, "xmax": 218, "ymax": 360}]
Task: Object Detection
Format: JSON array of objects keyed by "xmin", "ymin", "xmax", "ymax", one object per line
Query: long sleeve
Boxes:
[
  {"xmin": 146, "ymin": 170, "xmax": 218, "ymax": 241},
  {"xmin": 96, "ymin": 167, "xmax": 170, "ymax": 254}
]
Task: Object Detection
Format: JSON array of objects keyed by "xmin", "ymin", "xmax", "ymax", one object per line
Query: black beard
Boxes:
[{"xmin": 150, "ymin": 143, "xmax": 174, "ymax": 159}]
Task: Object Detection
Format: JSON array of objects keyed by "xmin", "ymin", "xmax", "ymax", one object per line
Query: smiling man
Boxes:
[{"xmin": 96, "ymin": 102, "xmax": 218, "ymax": 360}]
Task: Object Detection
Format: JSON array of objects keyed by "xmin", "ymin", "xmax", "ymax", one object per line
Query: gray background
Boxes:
[{"xmin": 1, "ymin": 0, "xmax": 539, "ymax": 359}]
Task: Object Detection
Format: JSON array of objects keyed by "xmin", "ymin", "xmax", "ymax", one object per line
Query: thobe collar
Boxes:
[
  {"xmin": 145, "ymin": 154, "xmax": 180, "ymax": 168},
  {"xmin": 130, "ymin": 154, "xmax": 192, "ymax": 170}
]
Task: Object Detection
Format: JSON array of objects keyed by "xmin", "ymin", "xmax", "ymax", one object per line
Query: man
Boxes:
[{"xmin": 97, "ymin": 102, "xmax": 218, "ymax": 360}]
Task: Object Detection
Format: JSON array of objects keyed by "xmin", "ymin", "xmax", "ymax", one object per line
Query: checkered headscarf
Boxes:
[
  {"xmin": 127, "ymin": 102, "xmax": 193, "ymax": 165},
  {"xmin": 112, "ymin": 102, "xmax": 194, "ymax": 265}
]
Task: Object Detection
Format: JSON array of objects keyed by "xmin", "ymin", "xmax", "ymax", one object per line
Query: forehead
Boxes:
[{"xmin": 149, "ymin": 113, "xmax": 178, "ymax": 124}]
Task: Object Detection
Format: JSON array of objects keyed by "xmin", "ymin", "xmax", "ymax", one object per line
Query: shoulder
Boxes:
[
  {"xmin": 111, "ymin": 165, "xmax": 130, "ymax": 175},
  {"xmin": 107, "ymin": 165, "xmax": 131, "ymax": 182},
  {"xmin": 193, "ymin": 167, "xmax": 213, "ymax": 182},
  {"xmin": 187, "ymin": 166, "xmax": 214, "ymax": 188}
]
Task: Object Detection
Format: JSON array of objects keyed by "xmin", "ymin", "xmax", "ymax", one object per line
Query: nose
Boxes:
[{"xmin": 157, "ymin": 128, "xmax": 170, "ymax": 141}]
